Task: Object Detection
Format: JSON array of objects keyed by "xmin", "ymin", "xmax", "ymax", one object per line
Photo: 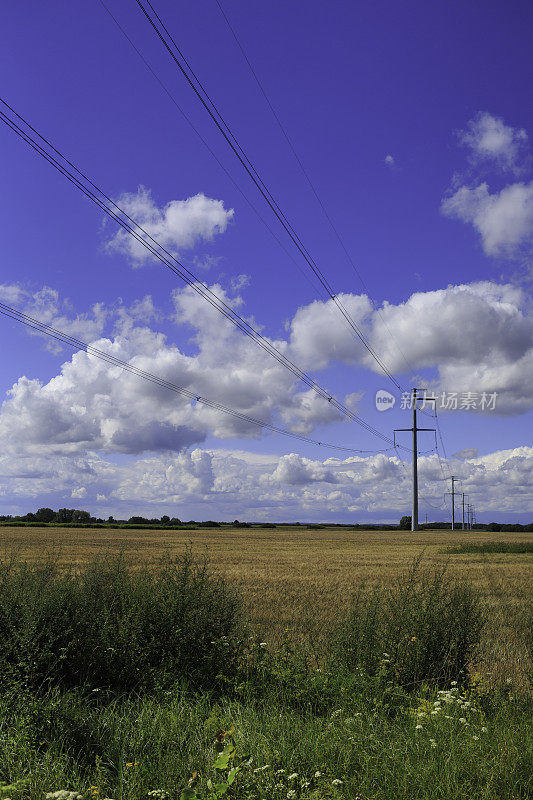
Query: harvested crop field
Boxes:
[{"xmin": 1, "ymin": 525, "xmax": 531, "ymax": 686}]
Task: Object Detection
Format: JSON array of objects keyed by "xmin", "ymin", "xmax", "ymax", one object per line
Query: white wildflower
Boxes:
[
  {"xmin": 288, "ymin": 773, "xmax": 298, "ymax": 781},
  {"xmin": 430, "ymin": 739, "xmax": 437, "ymax": 748},
  {"xmin": 451, "ymin": 680, "xmax": 458, "ymax": 686},
  {"xmin": 473, "ymin": 735, "xmax": 480, "ymax": 740},
  {"xmin": 481, "ymin": 726, "xmax": 488, "ymax": 733},
  {"xmin": 314, "ymin": 771, "xmax": 323, "ymax": 778},
  {"xmin": 415, "ymin": 724, "xmax": 423, "ymax": 730},
  {"xmin": 459, "ymin": 717, "xmax": 467, "ymax": 724},
  {"xmin": 287, "ymin": 791, "xmax": 297, "ymax": 799},
  {"xmin": 332, "ymin": 779, "xmax": 343, "ymax": 786}
]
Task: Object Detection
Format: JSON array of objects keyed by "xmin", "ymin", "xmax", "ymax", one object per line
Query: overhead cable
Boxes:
[
  {"xmin": 134, "ymin": 0, "xmax": 403, "ymax": 391},
  {"xmin": 0, "ymin": 301, "xmax": 392, "ymax": 455},
  {"xmin": 0, "ymin": 97, "xmax": 398, "ymax": 448}
]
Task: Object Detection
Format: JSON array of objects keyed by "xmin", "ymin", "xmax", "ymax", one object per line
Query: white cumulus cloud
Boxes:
[
  {"xmin": 0, "ymin": 446, "xmax": 531, "ymax": 522},
  {"xmin": 0, "ymin": 284, "xmax": 106, "ymax": 350},
  {"xmin": 106, "ymin": 186, "xmax": 234, "ymax": 264},
  {"xmin": 441, "ymin": 180, "xmax": 533, "ymax": 257},
  {"xmin": 458, "ymin": 112, "xmax": 528, "ymax": 172}
]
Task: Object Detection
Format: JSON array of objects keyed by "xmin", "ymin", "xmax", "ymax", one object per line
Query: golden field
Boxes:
[{"xmin": 1, "ymin": 525, "xmax": 531, "ymax": 687}]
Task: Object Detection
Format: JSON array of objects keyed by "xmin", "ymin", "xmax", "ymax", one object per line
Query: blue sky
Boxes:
[{"xmin": 0, "ymin": 0, "xmax": 532, "ymax": 522}]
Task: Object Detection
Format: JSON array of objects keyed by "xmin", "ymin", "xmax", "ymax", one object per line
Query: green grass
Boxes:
[
  {"xmin": 444, "ymin": 541, "xmax": 533, "ymax": 554},
  {"xmin": 0, "ymin": 553, "xmax": 530, "ymax": 800},
  {"xmin": 0, "ymin": 681, "xmax": 531, "ymax": 800}
]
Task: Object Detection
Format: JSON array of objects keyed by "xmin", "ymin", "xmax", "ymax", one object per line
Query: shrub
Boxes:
[
  {"xmin": 0, "ymin": 552, "xmax": 245, "ymax": 694},
  {"xmin": 336, "ymin": 560, "xmax": 484, "ymax": 689}
]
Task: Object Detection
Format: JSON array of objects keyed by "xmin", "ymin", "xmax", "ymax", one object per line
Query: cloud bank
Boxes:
[
  {"xmin": 0, "ymin": 446, "xmax": 530, "ymax": 522},
  {"xmin": 1, "ymin": 277, "xmax": 531, "ymax": 469}
]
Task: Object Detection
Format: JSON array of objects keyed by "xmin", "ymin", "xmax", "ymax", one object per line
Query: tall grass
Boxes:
[
  {"xmin": 0, "ymin": 683, "xmax": 530, "ymax": 800},
  {"xmin": 0, "ymin": 554, "xmax": 530, "ymax": 799},
  {"xmin": 335, "ymin": 561, "xmax": 484, "ymax": 689},
  {"xmin": 0, "ymin": 551, "xmax": 244, "ymax": 694},
  {"xmin": 444, "ymin": 541, "xmax": 533, "ymax": 554}
]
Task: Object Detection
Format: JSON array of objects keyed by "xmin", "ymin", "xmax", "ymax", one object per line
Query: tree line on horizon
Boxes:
[{"xmin": 0, "ymin": 507, "xmax": 531, "ymax": 532}]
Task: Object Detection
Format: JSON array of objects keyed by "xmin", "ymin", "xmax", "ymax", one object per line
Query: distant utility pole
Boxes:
[
  {"xmin": 445, "ymin": 476, "xmax": 459, "ymax": 530},
  {"xmin": 462, "ymin": 492, "xmax": 468, "ymax": 531},
  {"xmin": 467, "ymin": 503, "xmax": 472, "ymax": 530},
  {"xmin": 394, "ymin": 388, "xmax": 436, "ymax": 532}
]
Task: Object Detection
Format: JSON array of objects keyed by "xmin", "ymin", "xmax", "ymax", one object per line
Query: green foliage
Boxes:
[
  {"xmin": 0, "ymin": 552, "xmax": 245, "ymax": 694},
  {"xmin": 444, "ymin": 541, "xmax": 533, "ymax": 554},
  {"xmin": 399, "ymin": 515, "xmax": 412, "ymax": 530},
  {"xmin": 0, "ymin": 682, "xmax": 530, "ymax": 800},
  {"xmin": 336, "ymin": 560, "xmax": 484, "ymax": 689},
  {"xmin": 181, "ymin": 730, "xmax": 245, "ymax": 800}
]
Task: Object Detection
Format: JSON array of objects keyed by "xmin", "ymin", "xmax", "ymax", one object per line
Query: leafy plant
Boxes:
[
  {"xmin": 181, "ymin": 730, "xmax": 245, "ymax": 800},
  {"xmin": 0, "ymin": 551, "xmax": 245, "ymax": 694},
  {"xmin": 336, "ymin": 559, "xmax": 484, "ymax": 689}
]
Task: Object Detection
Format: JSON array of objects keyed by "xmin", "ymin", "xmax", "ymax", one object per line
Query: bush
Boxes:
[
  {"xmin": 336, "ymin": 560, "xmax": 484, "ymax": 689},
  {"xmin": 0, "ymin": 552, "xmax": 245, "ymax": 695}
]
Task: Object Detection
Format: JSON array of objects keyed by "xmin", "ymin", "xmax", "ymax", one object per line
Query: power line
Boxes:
[
  {"xmin": 215, "ymin": 0, "xmax": 416, "ymax": 379},
  {"xmin": 107, "ymin": 0, "xmax": 458, "ymax": 480},
  {"xmin": 394, "ymin": 446, "xmax": 446, "ymax": 511},
  {"xmin": 0, "ymin": 96, "xmax": 399, "ymax": 449},
  {"xmin": 0, "ymin": 301, "xmax": 391, "ymax": 455},
  {"xmin": 135, "ymin": 0, "xmax": 454, "ymax": 490},
  {"xmin": 97, "ymin": 0, "xmax": 326, "ymax": 303},
  {"xmin": 134, "ymin": 0, "xmax": 403, "ymax": 391}
]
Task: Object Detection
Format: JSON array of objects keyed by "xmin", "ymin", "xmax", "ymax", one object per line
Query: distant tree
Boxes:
[
  {"xmin": 487, "ymin": 522, "xmax": 501, "ymax": 532},
  {"xmin": 160, "ymin": 515, "xmax": 170, "ymax": 524},
  {"xmin": 108, "ymin": 516, "xmax": 115, "ymax": 523},
  {"xmin": 399, "ymin": 515, "xmax": 412, "ymax": 530},
  {"xmin": 72, "ymin": 510, "xmax": 90, "ymax": 523},
  {"xmin": 128, "ymin": 516, "xmax": 149, "ymax": 525},
  {"xmin": 55, "ymin": 508, "xmax": 90, "ymax": 523},
  {"xmin": 35, "ymin": 508, "xmax": 56, "ymax": 523}
]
